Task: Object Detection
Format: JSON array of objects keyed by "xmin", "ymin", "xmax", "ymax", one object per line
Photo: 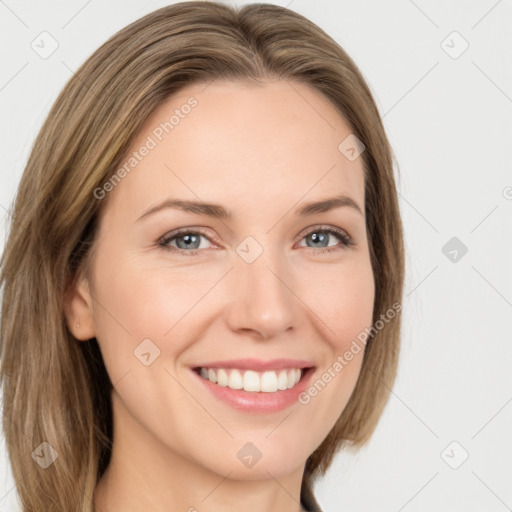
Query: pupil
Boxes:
[
  {"xmin": 175, "ymin": 232, "xmax": 330, "ymax": 251},
  {"xmin": 309, "ymin": 232, "xmax": 327, "ymax": 247},
  {"xmin": 177, "ymin": 234, "xmax": 199, "ymax": 250}
]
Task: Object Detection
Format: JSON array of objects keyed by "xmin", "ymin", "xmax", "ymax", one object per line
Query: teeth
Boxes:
[
  {"xmin": 229, "ymin": 369, "xmax": 243, "ymax": 390},
  {"xmin": 277, "ymin": 370, "xmax": 288, "ymax": 390},
  {"xmin": 217, "ymin": 368, "xmax": 229, "ymax": 387},
  {"xmin": 197, "ymin": 367, "xmax": 304, "ymax": 392},
  {"xmin": 243, "ymin": 370, "xmax": 260, "ymax": 392},
  {"xmin": 261, "ymin": 370, "xmax": 278, "ymax": 392}
]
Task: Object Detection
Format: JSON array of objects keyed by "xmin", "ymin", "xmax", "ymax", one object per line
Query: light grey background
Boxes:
[{"xmin": 1, "ymin": 1, "xmax": 511, "ymax": 511}]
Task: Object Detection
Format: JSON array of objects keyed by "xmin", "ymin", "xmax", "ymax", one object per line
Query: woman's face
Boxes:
[{"xmin": 70, "ymin": 79, "xmax": 374, "ymax": 481}]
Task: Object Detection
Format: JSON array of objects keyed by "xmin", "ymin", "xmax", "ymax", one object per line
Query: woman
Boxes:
[{"xmin": 0, "ymin": 2, "xmax": 405, "ymax": 511}]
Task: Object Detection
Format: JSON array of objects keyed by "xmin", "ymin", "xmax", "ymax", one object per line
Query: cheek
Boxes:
[
  {"xmin": 122, "ymin": 263, "xmax": 226, "ymax": 343},
  {"xmin": 87, "ymin": 242, "xmax": 375, "ymax": 478},
  {"xmin": 298, "ymin": 257, "xmax": 375, "ymax": 349},
  {"xmin": 91, "ymin": 254, "xmax": 224, "ymax": 369},
  {"xmin": 93, "ymin": 245, "xmax": 374, "ymax": 370},
  {"xmin": 293, "ymin": 258, "xmax": 374, "ymax": 427}
]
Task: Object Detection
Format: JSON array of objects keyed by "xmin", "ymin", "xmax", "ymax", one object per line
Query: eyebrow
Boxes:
[{"xmin": 136, "ymin": 194, "xmax": 363, "ymax": 222}]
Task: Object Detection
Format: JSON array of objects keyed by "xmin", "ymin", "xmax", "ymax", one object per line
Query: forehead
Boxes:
[{"xmin": 104, "ymin": 79, "xmax": 365, "ymax": 220}]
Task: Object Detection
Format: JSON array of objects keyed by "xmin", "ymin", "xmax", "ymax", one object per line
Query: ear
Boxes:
[{"xmin": 63, "ymin": 273, "xmax": 96, "ymax": 341}]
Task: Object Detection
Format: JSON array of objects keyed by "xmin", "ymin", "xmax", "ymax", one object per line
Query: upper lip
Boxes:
[{"xmin": 191, "ymin": 358, "xmax": 315, "ymax": 372}]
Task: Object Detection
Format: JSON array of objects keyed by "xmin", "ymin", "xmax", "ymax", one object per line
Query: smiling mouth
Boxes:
[{"xmin": 192, "ymin": 366, "xmax": 313, "ymax": 393}]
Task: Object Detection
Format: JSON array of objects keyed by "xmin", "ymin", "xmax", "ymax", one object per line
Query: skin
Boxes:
[{"xmin": 64, "ymin": 79, "xmax": 375, "ymax": 512}]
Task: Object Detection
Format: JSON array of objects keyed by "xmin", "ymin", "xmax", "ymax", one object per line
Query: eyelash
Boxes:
[{"xmin": 158, "ymin": 225, "xmax": 354, "ymax": 257}]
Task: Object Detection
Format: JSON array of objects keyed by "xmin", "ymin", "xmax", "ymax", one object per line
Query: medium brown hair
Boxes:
[{"xmin": 0, "ymin": 2, "xmax": 404, "ymax": 510}]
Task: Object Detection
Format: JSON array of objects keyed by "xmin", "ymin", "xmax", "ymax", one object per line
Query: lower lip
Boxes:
[{"xmin": 190, "ymin": 368, "xmax": 315, "ymax": 413}]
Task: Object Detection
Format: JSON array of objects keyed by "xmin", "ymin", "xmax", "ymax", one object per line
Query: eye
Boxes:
[
  {"xmin": 158, "ymin": 225, "xmax": 354, "ymax": 256},
  {"xmin": 296, "ymin": 225, "xmax": 354, "ymax": 254},
  {"xmin": 158, "ymin": 228, "xmax": 215, "ymax": 256}
]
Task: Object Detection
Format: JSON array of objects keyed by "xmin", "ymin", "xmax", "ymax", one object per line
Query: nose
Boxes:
[{"xmin": 226, "ymin": 246, "xmax": 297, "ymax": 340}]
